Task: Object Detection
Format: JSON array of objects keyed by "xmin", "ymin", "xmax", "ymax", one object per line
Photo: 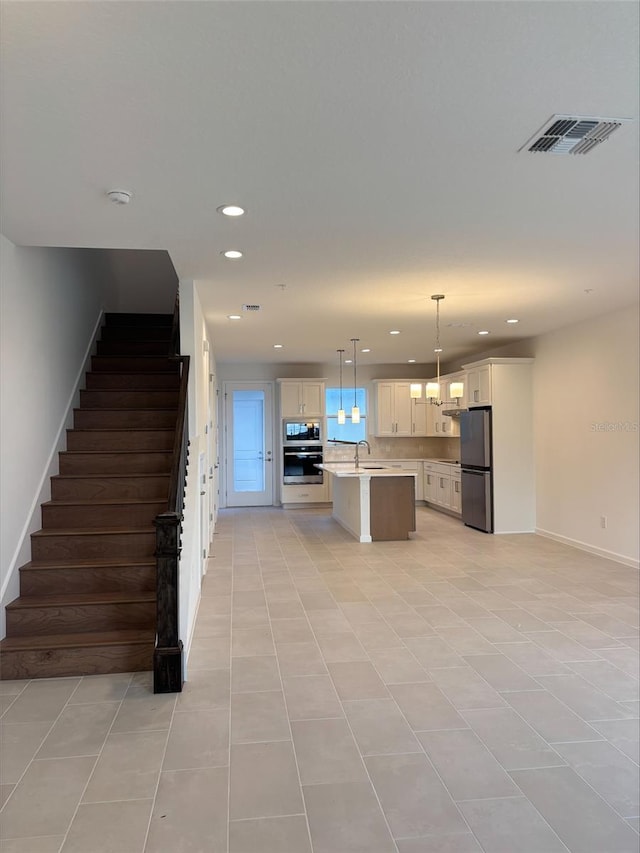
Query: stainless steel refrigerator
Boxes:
[{"xmin": 460, "ymin": 407, "xmax": 493, "ymax": 533}]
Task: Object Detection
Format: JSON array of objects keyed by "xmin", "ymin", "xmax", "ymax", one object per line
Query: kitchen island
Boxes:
[{"xmin": 318, "ymin": 463, "xmax": 416, "ymax": 542}]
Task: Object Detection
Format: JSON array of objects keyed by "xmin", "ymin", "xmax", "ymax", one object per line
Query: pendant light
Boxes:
[
  {"xmin": 426, "ymin": 294, "xmax": 445, "ymax": 405},
  {"xmin": 350, "ymin": 338, "xmax": 360, "ymax": 423},
  {"xmin": 449, "ymin": 380, "xmax": 464, "ymax": 404},
  {"xmin": 336, "ymin": 349, "xmax": 346, "ymax": 424}
]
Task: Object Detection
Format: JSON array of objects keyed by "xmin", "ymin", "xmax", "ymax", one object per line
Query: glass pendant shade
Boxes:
[
  {"xmin": 410, "ymin": 383, "xmax": 422, "ymax": 399},
  {"xmin": 426, "ymin": 381, "xmax": 440, "ymax": 399},
  {"xmin": 449, "ymin": 381, "xmax": 464, "ymax": 401},
  {"xmin": 337, "ymin": 409, "xmax": 346, "ymax": 425},
  {"xmin": 351, "ymin": 406, "xmax": 360, "ymax": 424}
]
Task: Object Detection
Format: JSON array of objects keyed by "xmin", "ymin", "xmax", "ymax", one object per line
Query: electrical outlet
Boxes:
[{"xmin": 600, "ymin": 515, "xmax": 607, "ymax": 529}]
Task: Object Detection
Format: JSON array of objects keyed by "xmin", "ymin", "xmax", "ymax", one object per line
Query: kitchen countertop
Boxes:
[{"xmin": 318, "ymin": 463, "xmax": 417, "ymax": 478}]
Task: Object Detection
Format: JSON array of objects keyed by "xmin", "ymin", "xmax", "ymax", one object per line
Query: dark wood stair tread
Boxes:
[
  {"xmin": 86, "ymin": 371, "xmax": 178, "ymax": 376},
  {"xmin": 1, "ymin": 629, "xmax": 155, "ymax": 651},
  {"xmin": 52, "ymin": 473, "xmax": 169, "ymax": 480},
  {"xmin": 68, "ymin": 428, "xmax": 175, "ymax": 432},
  {"xmin": 7, "ymin": 591, "xmax": 155, "ymax": 609},
  {"xmin": 60, "ymin": 450, "xmax": 173, "ymax": 455},
  {"xmin": 32, "ymin": 526, "xmax": 156, "ymax": 537},
  {"xmin": 42, "ymin": 498, "xmax": 167, "ymax": 508},
  {"xmin": 21, "ymin": 557, "xmax": 155, "ymax": 569}
]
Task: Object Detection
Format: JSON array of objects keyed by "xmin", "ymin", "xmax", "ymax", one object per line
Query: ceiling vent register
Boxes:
[
  {"xmin": 242, "ymin": 304, "xmax": 261, "ymax": 311},
  {"xmin": 520, "ymin": 114, "xmax": 630, "ymax": 155}
]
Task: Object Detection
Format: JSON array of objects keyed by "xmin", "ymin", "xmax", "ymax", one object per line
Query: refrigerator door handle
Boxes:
[{"xmin": 483, "ymin": 410, "xmax": 491, "ymax": 466}]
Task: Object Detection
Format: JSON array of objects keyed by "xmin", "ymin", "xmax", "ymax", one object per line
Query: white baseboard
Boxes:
[
  {"xmin": 1, "ymin": 309, "xmax": 105, "ymax": 610},
  {"xmin": 536, "ymin": 527, "xmax": 639, "ymax": 570}
]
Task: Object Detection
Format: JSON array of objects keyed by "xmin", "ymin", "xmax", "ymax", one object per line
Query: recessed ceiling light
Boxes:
[
  {"xmin": 227, "ymin": 315, "xmax": 241, "ymax": 320},
  {"xmin": 478, "ymin": 330, "xmax": 490, "ymax": 336},
  {"xmin": 506, "ymin": 318, "xmax": 519, "ymax": 324},
  {"xmin": 273, "ymin": 344, "xmax": 283, "ymax": 349},
  {"xmin": 434, "ymin": 347, "xmax": 443, "ymax": 353},
  {"xmin": 361, "ymin": 348, "xmax": 371, "ymax": 353},
  {"xmin": 389, "ymin": 330, "xmax": 401, "ymax": 335},
  {"xmin": 407, "ymin": 359, "xmax": 416, "ymax": 363},
  {"xmin": 345, "ymin": 359, "xmax": 353, "ymax": 364},
  {"xmin": 222, "ymin": 250, "xmax": 243, "ymax": 259},
  {"xmin": 217, "ymin": 204, "xmax": 245, "ymax": 217}
]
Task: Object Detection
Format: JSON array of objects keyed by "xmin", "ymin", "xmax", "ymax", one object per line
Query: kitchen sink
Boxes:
[{"xmin": 362, "ymin": 465, "xmax": 386, "ymax": 469}]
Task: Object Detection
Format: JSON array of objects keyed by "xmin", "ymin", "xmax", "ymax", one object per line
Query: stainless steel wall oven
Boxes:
[{"xmin": 282, "ymin": 445, "xmax": 324, "ymax": 484}]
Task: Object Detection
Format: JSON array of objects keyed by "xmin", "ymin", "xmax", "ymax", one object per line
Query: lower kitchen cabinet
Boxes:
[
  {"xmin": 281, "ymin": 482, "xmax": 329, "ymax": 505},
  {"xmin": 451, "ymin": 473, "xmax": 462, "ymax": 514},
  {"xmin": 423, "ymin": 461, "xmax": 461, "ymax": 516}
]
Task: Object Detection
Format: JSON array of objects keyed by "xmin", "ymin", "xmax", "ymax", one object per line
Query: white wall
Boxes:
[
  {"xmin": 177, "ymin": 279, "xmax": 217, "ymax": 673},
  {"xmin": 0, "ymin": 235, "xmax": 111, "ymax": 634},
  {"xmin": 97, "ymin": 248, "xmax": 178, "ymax": 314},
  {"xmin": 532, "ymin": 306, "xmax": 639, "ymax": 567}
]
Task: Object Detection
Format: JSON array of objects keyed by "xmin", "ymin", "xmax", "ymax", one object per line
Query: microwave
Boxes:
[{"xmin": 283, "ymin": 419, "xmax": 322, "ymax": 444}]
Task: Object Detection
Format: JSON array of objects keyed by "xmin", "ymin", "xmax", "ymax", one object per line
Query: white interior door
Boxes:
[{"xmin": 224, "ymin": 382, "xmax": 274, "ymax": 506}]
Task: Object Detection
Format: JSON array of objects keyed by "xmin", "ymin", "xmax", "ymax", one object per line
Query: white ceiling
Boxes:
[{"xmin": 1, "ymin": 1, "xmax": 638, "ymax": 366}]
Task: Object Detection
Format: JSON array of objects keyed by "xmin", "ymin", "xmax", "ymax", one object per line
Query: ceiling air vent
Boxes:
[
  {"xmin": 519, "ymin": 114, "xmax": 630, "ymax": 155},
  {"xmin": 242, "ymin": 304, "xmax": 261, "ymax": 312}
]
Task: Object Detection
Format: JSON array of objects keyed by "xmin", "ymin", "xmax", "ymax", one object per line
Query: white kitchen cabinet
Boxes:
[
  {"xmin": 423, "ymin": 461, "xmax": 461, "ymax": 516},
  {"xmin": 424, "ymin": 467, "xmax": 438, "ymax": 504},
  {"xmin": 465, "ymin": 364, "xmax": 492, "ymax": 406},
  {"xmin": 279, "ymin": 380, "xmax": 325, "ymax": 416},
  {"xmin": 412, "ymin": 399, "xmax": 429, "ymax": 437},
  {"xmin": 372, "ymin": 381, "xmax": 415, "ymax": 436},
  {"xmin": 281, "ymin": 482, "xmax": 328, "ymax": 505},
  {"xmin": 451, "ymin": 473, "xmax": 462, "ymax": 514},
  {"xmin": 436, "ymin": 471, "xmax": 452, "ymax": 509}
]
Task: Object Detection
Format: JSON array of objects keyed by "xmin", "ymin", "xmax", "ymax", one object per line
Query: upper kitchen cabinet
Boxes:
[
  {"xmin": 373, "ymin": 381, "xmax": 427, "ymax": 437},
  {"xmin": 278, "ymin": 380, "xmax": 325, "ymax": 417},
  {"xmin": 465, "ymin": 364, "xmax": 492, "ymax": 406},
  {"xmin": 461, "ymin": 358, "xmax": 533, "ymax": 411}
]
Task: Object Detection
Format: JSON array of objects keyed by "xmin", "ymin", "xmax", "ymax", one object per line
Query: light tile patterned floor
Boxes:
[{"xmin": 1, "ymin": 506, "xmax": 638, "ymax": 852}]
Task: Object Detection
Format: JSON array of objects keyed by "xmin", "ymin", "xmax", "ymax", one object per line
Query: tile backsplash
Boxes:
[{"xmin": 324, "ymin": 436, "xmax": 460, "ymax": 462}]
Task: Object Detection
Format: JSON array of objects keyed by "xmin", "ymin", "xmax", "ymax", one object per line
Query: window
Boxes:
[{"xmin": 325, "ymin": 387, "xmax": 367, "ymax": 442}]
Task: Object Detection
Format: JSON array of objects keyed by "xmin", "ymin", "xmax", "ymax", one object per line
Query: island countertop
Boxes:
[{"xmin": 317, "ymin": 463, "xmax": 417, "ymax": 478}]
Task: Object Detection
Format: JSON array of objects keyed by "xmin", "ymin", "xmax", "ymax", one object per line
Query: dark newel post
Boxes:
[{"xmin": 153, "ymin": 511, "xmax": 184, "ymax": 693}]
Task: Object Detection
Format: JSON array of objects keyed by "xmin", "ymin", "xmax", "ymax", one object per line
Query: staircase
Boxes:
[{"xmin": 0, "ymin": 313, "xmax": 180, "ymax": 680}]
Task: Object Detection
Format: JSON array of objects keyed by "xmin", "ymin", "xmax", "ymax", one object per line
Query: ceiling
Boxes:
[{"xmin": 1, "ymin": 1, "xmax": 638, "ymax": 366}]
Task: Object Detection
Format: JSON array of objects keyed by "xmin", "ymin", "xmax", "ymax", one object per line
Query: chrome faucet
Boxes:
[{"xmin": 354, "ymin": 439, "xmax": 371, "ymax": 468}]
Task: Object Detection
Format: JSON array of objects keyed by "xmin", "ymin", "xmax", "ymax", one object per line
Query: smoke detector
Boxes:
[
  {"xmin": 106, "ymin": 189, "xmax": 132, "ymax": 204},
  {"xmin": 519, "ymin": 114, "xmax": 630, "ymax": 155}
]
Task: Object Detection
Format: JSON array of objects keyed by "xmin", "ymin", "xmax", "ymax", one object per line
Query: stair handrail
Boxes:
[{"xmin": 153, "ymin": 292, "xmax": 189, "ymax": 693}]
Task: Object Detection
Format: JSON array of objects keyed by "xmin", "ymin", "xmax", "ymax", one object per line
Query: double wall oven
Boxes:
[{"xmin": 282, "ymin": 419, "xmax": 323, "ymax": 484}]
